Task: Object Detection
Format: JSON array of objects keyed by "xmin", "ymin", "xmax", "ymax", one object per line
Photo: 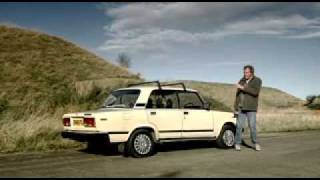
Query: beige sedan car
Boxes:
[{"xmin": 62, "ymin": 81, "xmax": 236, "ymax": 157}]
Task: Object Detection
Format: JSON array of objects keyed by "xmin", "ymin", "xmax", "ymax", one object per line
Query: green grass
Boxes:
[
  {"xmin": 0, "ymin": 25, "xmax": 140, "ymax": 116},
  {"xmin": 0, "ymin": 25, "xmax": 140, "ymax": 152}
]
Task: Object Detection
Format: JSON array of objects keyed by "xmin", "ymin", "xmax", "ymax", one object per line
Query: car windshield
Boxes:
[{"xmin": 102, "ymin": 90, "xmax": 140, "ymax": 108}]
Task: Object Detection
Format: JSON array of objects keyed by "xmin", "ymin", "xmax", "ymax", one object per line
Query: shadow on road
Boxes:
[
  {"xmin": 241, "ymin": 140, "xmax": 255, "ymax": 149},
  {"xmin": 78, "ymin": 140, "xmax": 255, "ymax": 157},
  {"xmin": 155, "ymin": 170, "xmax": 182, "ymax": 178},
  {"xmin": 79, "ymin": 141, "xmax": 221, "ymax": 157},
  {"xmin": 156, "ymin": 141, "xmax": 217, "ymax": 152},
  {"xmin": 79, "ymin": 144, "xmax": 121, "ymax": 156}
]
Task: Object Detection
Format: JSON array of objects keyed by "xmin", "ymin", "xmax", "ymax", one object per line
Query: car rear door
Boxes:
[{"xmin": 146, "ymin": 90, "xmax": 183, "ymax": 140}]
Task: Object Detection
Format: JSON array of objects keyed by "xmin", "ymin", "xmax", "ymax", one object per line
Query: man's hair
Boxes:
[{"xmin": 244, "ymin": 65, "xmax": 254, "ymax": 74}]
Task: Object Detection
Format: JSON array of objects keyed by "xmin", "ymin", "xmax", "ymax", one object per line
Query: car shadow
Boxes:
[
  {"xmin": 156, "ymin": 140, "xmax": 217, "ymax": 153},
  {"xmin": 78, "ymin": 140, "xmax": 253, "ymax": 157},
  {"xmin": 78, "ymin": 144, "xmax": 121, "ymax": 156},
  {"xmin": 79, "ymin": 141, "xmax": 218, "ymax": 157}
]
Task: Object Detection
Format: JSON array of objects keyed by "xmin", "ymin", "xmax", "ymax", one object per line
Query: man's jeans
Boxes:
[{"xmin": 235, "ymin": 110, "xmax": 258, "ymax": 145}]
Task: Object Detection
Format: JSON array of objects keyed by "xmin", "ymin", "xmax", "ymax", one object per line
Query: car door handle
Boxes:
[
  {"xmin": 150, "ymin": 112, "xmax": 156, "ymax": 115},
  {"xmin": 184, "ymin": 112, "xmax": 189, "ymax": 115}
]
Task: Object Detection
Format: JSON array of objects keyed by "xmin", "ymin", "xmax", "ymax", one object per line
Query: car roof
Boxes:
[{"xmin": 117, "ymin": 86, "xmax": 198, "ymax": 92}]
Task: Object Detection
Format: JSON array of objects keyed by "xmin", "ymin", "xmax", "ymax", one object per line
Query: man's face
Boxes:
[{"xmin": 244, "ymin": 68, "xmax": 253, "ymax": 80}]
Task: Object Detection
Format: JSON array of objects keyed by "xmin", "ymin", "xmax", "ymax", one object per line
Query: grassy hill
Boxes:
[
  {"xmin": 0, "ymin": 26, "xmax": 140, "ymax": 115},
  {"xmin": 179, "ymin": 80, "xmax": 304, "ymax": 112},
  {"xmin": 0, "ymin": 26, "xmax": 141, "ymax": 152}
]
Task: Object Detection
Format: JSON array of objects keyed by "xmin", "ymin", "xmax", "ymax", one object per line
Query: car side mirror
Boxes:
[{"xmin": 204, "ymin": 102, "xmax": 211, "ymax": 110}]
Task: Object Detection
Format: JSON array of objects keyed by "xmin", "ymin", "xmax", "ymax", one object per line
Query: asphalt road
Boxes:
[{"xmin": 1, "ymin": 130, "xmax": 320, "ymax": 177}]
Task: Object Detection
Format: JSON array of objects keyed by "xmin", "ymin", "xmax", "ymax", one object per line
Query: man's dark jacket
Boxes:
[{"xmin": 234, "ymin": 76, "xmax": 262, "ymax": 112}]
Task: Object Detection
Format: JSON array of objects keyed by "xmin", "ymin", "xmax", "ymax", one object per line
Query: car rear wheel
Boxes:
[
  {"xmin": 126, "ymin": 129, "xmax": 155, "ymax": 158},
  {"xmin": 216, "ymin": 124, "xmax": 235, "ymax": 148}
]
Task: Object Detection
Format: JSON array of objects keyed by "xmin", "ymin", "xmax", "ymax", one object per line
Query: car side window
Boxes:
[
  {"xmin": 146, "ymin": 90, "xmax": 179, "ymax": 109},
  {"xmin": 178, "ymin": 92, "xmax": 204, "ymax": 109}
]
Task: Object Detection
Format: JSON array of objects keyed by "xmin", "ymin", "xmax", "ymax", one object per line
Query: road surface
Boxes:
[{"xmin": 0, "ymin": 130, "xmax": 320, "ymax": 177}]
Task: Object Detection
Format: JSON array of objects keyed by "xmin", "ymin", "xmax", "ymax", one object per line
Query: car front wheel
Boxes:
[{"xmin": 216, "ymin": 124, "xmax": 235, "ymax": 148}]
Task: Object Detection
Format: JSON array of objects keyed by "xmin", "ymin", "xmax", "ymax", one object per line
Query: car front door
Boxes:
[
  {"xmin": 146, "ymin": 90, "xmax": 183, "ymax": 140},
  {"xmin": 178, "ymin": 91, "xmax": 214, "ymax": 138}
]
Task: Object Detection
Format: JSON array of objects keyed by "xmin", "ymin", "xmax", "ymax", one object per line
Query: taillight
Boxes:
[
  {"xmin": 63, "ymin": 118, "xmax": 71, "ymax": 126},
  {"xmin": 84, "ymin": 117, "xmax": 95, "ymax": 127}
]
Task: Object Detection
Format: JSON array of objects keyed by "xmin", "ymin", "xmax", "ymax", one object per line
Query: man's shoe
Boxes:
[
  {"xmin": 254, "ymin": 144, "xmax": 261, "ymax": 151},
  {"xmin": 235, "ymin": 144, "xmax": 241, "ymax": 151}
]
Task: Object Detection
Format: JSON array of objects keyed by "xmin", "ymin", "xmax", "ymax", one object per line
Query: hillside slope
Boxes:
[
  {"xmin": 0, "ymin": 26, "xmax": 132, "ymax": 83},
  {"xmin": 0, "ymin": 25, "xmax": 140, "ymax": 118},
  {"xmin": 0, "ymin": 26, "xmax": 140, "ymax": 152},
  {"xmin": 179, "ymin": 80, "xmax": 304, "ymax": 112}
]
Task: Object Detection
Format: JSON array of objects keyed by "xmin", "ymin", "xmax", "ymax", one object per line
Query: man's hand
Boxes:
[
  {"xmin": 233, "ymin": 111, "xmax": 239, "ymax": 118},
  {"xmin": 236, "ymin": 83, "xmax": 244, "ymax": 90}
]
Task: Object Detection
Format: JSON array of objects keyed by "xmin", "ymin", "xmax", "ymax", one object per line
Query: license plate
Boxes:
[{"xmin": 73, "ymin": 119, "xmax": 83, "ymax": 126}]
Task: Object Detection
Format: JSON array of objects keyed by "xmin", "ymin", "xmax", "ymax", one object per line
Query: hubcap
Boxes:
[
  {"xmin": 134, "ymin": 134, "xmax": 152, "ymax": 155},
  {"xmin": 223, "ymin": 130, "xmax": 235, "ymax": 147}
]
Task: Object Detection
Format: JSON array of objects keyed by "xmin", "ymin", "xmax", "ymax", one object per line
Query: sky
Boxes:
[{"xmin": 1, "ymin": 2, "xmax": 320, "ymax": 99}]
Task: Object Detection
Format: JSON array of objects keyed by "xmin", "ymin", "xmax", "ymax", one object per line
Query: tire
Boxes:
[
  {"xmin": 125, "ymin": 129, "xmax": 155, "ymax": 158},
  {"xmin": 216, "ymin": 124, "xmax": 236, "ymax": 149}
]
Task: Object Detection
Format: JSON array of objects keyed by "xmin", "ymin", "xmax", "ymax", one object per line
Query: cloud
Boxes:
[
  {"xmin": 206, "ymin": 60, "xmax": 254, "ymax": 67},
  {"xmin": 98, "ymin": 2, "xmax": 320, "ymax": 55},
  {"xmin": 104, "ymin": 2, "xmax": 274, "ymax": 32},
  {"xmin": 221, "ymin": 15, "xmax": 320, "ymax": 36},
  {"xmin": 286, "ymin": 31, "xmax": 320, "ymax": 39}
]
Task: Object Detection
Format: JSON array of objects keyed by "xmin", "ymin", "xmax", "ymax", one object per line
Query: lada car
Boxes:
[{"xmin": 62, "ymin": 81, "xmax": 236, "ymax": 157}]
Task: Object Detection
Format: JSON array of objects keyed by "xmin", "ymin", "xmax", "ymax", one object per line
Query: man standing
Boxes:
[{"xmin": 234, "ymin": 65, "xmax": 262, "ymax": 151}]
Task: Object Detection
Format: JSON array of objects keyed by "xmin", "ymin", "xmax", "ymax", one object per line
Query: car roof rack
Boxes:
[
  {"xmin": 161, "ymin": 82, "xmax": 187, "ymax": 91},
  {"xmin": 128, "ymin": 81, "xmax": 187, "ymax": 91},
  {"xmin": 128, "ymin": 81, "xmax": 162, "ymax": 89}
]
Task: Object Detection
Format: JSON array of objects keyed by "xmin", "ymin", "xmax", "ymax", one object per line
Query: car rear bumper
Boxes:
[{"xmin": 61, "ymin": 130, "xmax": 109, "ymax": 142}]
